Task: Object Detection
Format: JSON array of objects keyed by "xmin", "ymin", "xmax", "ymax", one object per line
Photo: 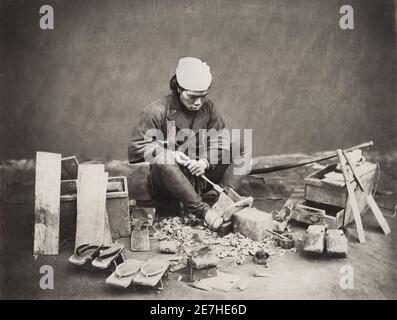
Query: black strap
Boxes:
[{"xmin": 75, "ymin": 244, "xmax": 102, "ymax": 256}]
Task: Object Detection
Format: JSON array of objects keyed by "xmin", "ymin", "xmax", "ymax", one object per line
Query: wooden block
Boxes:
[
  {"xmin": 34, "ymin": 152, "xmax": 62, "ymax": 255},
  {"xmin": 61, "ymin": 156, "xmax": 79, "ymax": 180},
  {"xmin": 185, "ymin": 264, "xmax": 218, "ymax": 282},
  {"xmin": 233, "ymin": 207, "xmax": 273, "ymax": 241},
  {"xmin": 326, "ymin": 229, "xmax": 348, "ymax": 257},
  {"xmin": 212, "ymin": 192, "xmax": 235, "ymax": 215},
  {"xmin": 130, "ymin": 221, "xmax": 150, "ymax": 251},
  {"xmin": 190, "ymin": 254, "xmax": 219, "ymax": 270},
  {"xmin": 303, "ymin": 225, "xmax": 325, "ymax": 254},
  {"xmin": 130, "ymin": 206, "xmax": 155, "ymax": 226},
  {"xmin": 159, "ymin": 240, "xmax": 179, "ymax": 254},
  {"xmin": 75, "ymin": 165, "xmax": 107, "ymax": 249}
]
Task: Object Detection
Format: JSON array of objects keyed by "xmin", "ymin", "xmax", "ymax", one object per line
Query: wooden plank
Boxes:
[
  {"xmin": 103, "ymin": 207, "xmax": 113, "ymax": 246},
  {"xmin": 366, "ymin": 194, "xmax": 391, "ymax": 235},
  {"xmin": 33, "ymin": 152, "xmax": 62, "ymax": 255},
  {"xmin": 75, "ymin": 164, "xmax": 107, "ymax": 250},
  {"xmin": 337, "ymin": 150, "xmax": 365, "ymax": 243}
]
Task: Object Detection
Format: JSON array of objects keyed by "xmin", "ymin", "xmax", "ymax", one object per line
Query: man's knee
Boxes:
[{"xmin": 151, "ymin": 163, "xmax": 182, "ymax": 178}]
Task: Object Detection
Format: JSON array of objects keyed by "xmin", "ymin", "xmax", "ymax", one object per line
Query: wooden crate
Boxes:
[
  {"xmin": 60, "ymin": 176, "xmax": 131, "ymax": 241},
  {"xmin": 303, "ymin": 162, "xmax": 377, "ymax": 227}
]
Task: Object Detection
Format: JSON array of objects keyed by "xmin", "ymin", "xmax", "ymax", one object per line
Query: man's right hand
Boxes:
[{"xmin": 174, "ymin": 151, "xmax": 192, "ymax": 166}]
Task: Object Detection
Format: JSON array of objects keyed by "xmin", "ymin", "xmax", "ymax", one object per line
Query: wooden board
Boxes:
[
  {"xmin": 103, "ymin": 206, "xmax": 113, "ymax": 246},
  {"xmin": 34, "ymin": 152, "xmax": 62, "ymax": 255},
  {"xmin": 366, "ymin": 194, "xmax": 391, "ymax": 235},
  {"xmin": 75, "ymin": 165, "xmax": 107, "ymax": 250},
  {"xmin": 130, "ymin": 221, "xmax": 150, "ymax": 251}
]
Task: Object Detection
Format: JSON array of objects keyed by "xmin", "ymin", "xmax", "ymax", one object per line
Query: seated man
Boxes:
[{"xmin": 128, "ymin": 57, "xmax": 251, "ymax": 230}]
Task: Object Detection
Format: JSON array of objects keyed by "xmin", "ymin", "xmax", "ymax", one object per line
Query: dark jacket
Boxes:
[{"xmin": 128, "ymin": 93, "xmax": 230, "ymax": 165}]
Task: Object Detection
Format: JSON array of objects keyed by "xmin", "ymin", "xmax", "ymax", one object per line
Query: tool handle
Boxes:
[
  {"xmin": 250, "ymin": 141, "xmax": 374, "ymax": 175},
  {"xmin": 266, "ymin": 229, "xmax": 289, "ymax": 240},
  {"xmin": 344, "ymin": 141, "xmax": 373, "ymax": 152},
  {"xmin": 201, "ymin": 175, "xmax": 224, "ymax": 193},
  {"xmin": 201, "ymin": 175, "xmax": 214, "ymax": 186}
]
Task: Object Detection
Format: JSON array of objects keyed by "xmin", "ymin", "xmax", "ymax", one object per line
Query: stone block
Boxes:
[
  {"xmin": 233, "ymin": 207, "xmax": 273, "ymax": 241},
  {"xmin": 326, "ymin": 229, "xmax": 348, "ymax": 257},
  {"xmin": 303, "ymin": 225, "xmax": 325, "ymax": 254}
]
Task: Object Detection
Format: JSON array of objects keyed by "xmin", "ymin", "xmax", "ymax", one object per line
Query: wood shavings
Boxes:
[{"xmin": 153, "ymin": 216, "xmax": 286, "ymax": 268}]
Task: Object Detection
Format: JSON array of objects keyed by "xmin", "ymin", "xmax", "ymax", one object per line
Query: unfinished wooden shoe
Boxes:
[
  {"xmin": 204, "ymin": 209, "xmax": 223, "ymax": 231},
  {"xmin": 223, "ymin": 196, "xmax": 254, "ymax": 222},
  {"xmin": 326, "ymin": 229, "xmax": 348, "ymax": 258},
  {"xmin": 303, "ymin": 225, "xmax": 325, "ymax": 254}
]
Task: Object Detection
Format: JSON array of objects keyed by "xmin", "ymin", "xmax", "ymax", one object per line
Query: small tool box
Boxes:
[{"xmin": 291, "ymin": 161, "xmax": 377, "ymax": 229}]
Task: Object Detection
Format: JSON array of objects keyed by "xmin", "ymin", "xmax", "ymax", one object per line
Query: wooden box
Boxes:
[
  {"xmin": 60, "ymin": 176, "xmax": 131, "ymax": 241},
  {"xmin": 302, "ymin": 162, "xmax": 377, "ymax": 228},
  {"xmin": 292, "ymin": 200, "xmax": 345, "ymax": 229}
]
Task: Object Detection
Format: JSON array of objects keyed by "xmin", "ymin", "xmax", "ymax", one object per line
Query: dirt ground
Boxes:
[{"xmin": 1, "ymin": 150, "xmax": 396, "ymax": 300}]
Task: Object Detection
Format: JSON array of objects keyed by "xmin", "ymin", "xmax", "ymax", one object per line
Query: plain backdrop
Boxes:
[{"xmin": 1, "ymin": 0, "xmax": 396, "ymax": 160}]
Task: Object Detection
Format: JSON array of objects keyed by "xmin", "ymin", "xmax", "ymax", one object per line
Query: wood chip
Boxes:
[{"xmin": 253, "ymin": 272, "xmax": 274, "ymax": 278}]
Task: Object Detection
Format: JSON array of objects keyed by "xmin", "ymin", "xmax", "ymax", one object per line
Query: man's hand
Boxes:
[
  {"xmin": 187, "ymin": 159, "xmax": 209, "ymax": 176},
  {"xmin": 174, "ymin": 151, "xmax": 191, "ymax": 166}
]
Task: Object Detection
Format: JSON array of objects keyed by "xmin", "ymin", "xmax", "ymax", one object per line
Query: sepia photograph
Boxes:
[{"xmin": 0, "ymin": 0, "xmax": 396, "ymax": 306}]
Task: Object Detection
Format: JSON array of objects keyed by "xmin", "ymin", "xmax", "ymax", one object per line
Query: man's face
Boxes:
[{"xmin": 179, "ymin": 89, "xmax": 208, "ymax": 111}]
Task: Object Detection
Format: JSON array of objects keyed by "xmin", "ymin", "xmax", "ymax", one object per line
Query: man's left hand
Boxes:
[{"xmin": 187, "ymin": 159, "xmax": 209, "ymax": 176}]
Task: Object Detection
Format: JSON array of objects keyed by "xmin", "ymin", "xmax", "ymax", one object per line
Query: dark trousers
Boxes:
[{"xmin": 147, "ymin": 140, "xmax": 251, "ymax": 218}]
